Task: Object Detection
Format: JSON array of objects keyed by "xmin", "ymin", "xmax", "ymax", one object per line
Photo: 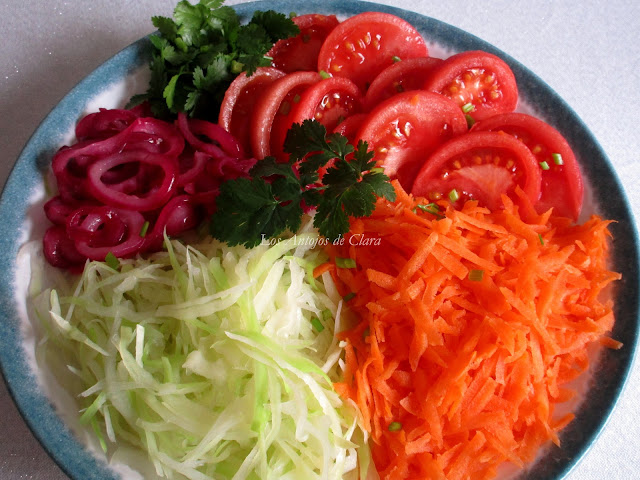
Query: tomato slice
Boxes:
[
  {"xmin": 355, "ymin": 91, "xmax": 468, "ymax": 190},
  {"xmin": 423, "ymin": 50, "xmax": 518, "ymax": 121},
  {"xmin": 472, "ymin": 112, "xmax": 583, "ymax": 219},
  {"xmin": 363, "ymin": 56, "xmax": 442, "ymax": 111},
  {"xmin": 317, "ymin": 12, "xmax": 428, "ymax": 92},
  {"xmin": 411, "ymin": 131, "xmax": 541, "ymax": 211},
  {"xmin": 250, "ymin": 71, "xmax": 321, "ymax": 160},
  {"xmin": 289, "ymin": 76, "xmax": 362, "ymax": 133},
  {"xmin": 333, "ymin": 113, "xmax": 367, "ymax": 145},
  {"xmin": 268, "ymin": 14, "xmax": 340, "ymax": 73},
  {"xmin": 218, "ymin": 67, "xmax": 286, "ymax": 157}
]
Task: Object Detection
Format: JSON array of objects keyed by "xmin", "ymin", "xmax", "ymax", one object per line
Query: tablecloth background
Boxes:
[{"xmin": 1, "ymin": 0, "xmax": 639, "ymax": 478}]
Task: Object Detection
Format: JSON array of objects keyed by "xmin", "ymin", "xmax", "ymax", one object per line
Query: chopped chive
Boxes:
[
  {"xmin": 388, "ymin": 421, "xmax": 403, "ymax": 432},
  {"xmin": 461, "ymin": 102, "xmax": 475, "ymax": 113},
  {"xmin": 391, "ymin": 55, "xmax": 401, "ymax": 63},
  {"xmin": 343, "ymin": 292, "xmax": 356, "ymax": 302},
  {"xmin": 415, "ymin": 203, "xmax": 444, "ymax": 219},
  {"xmin": 105, "ymin": 252, "xmax": 119, "ymax": 271},
  {"xmin": 139, "ymin": 221, "xmax": 150, "ymax": 238},
  {"xmin": 322, "ymin": 309, "xmax": 332, "ymax": 321},
  {"xmin": 539, "ymin": 161, "xmax": 550, "ymax": 170},
  {"xmin": 336, "ymin": 257, "xmax": 357, "ymax": 269},
  {"xmin": 448, "ymin": 189, "xmax": 460, "ymax": 202},
  {"xmin": 231, "ymin": 60, "xmax": 244, "ymax": 74},
  {"xmin": 465, "ymin": 114, "xmax": 476, "ymax": 128},
  {"xmin": 469, "ymin": 269, "xmax": 484, "ymax": 282},
  {"xmin": 319, "ymin": 70, "xmax": 331, "ymax": 79},
  {"xmin": 552, "ymin": 153, "xmax": 563, "ymax": 165},
  {"xmin": 538, "ymin": 233, "xmax": 544, "ymax": 245},
  {"xmin": 311, "ymin": 317, "xmax": 325, "ymax": 332}
]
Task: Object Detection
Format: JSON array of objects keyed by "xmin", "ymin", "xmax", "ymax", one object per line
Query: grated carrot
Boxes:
[{"xmin": 328, "ymin": 181, "xmax": 621, "ymax": 479}]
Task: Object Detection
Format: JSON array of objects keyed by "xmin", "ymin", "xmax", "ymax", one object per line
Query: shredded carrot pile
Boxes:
[{"xmin": 325, "ymin": 181, "xmax": 621, "ymax": 480}]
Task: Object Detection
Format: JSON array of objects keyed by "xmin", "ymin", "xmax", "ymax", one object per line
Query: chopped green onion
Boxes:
[
  {"xmin": 343, "ymin": 292, "xmax": 356, "ymax": 302},
  {"xmin": 448, "ymin": 189, "xmax": 460, "ymax": 202},
  {"xmin": 462, "ymin": 102, "xmax": 475, "ymax": 113},
  {"xmin": 415, "ymin": 203, "xmax": 445, "ymax": 219},
  {"xmin": 388, "ymin": 421, "xmax": 403, "ymax": 431},
  {"xmin": 310, "ymin": 317, "xmax": 325, "ymax": 332},
  {"xmin": 321, "ymin": 309, "xmax": 332, "ymax": 321},
  {"xmin": 539, "ymin": 161, "xmax": 550, "ymax": 170},
  {"xmin": 391, "ymin": 55, "xmax": 401, "ymax": 63},
  {"xmin": 538, "ymin": 233, "xmax": 545, "ymax": 245},
  {"xmin": 336, "ymin": 257, "xmax": 357, "ymax": 269},
  {"xmin": 319, "ymin": 70, "xmax": 331, "ymax": 79},
  {"xmin": 552, "ymin": 153, "xmax": 563, "ymax": 165},
  {"xmin": 139, "ymin": 221, "xmax": 150, "ymax": 238},
  {"xmin": 468, "ymin": 269, "xmax": 484, "ymax": 282},
  {"xmin": 231, "ymin": 60, "xmax": 244, "ymax": 74},
  {"xmin": 465, "ymin": 114, "xmax": 476, "ymax": 128},
  {"xmin": 104, "ymin": 252, "xmax": 119, "ymax": 271}
]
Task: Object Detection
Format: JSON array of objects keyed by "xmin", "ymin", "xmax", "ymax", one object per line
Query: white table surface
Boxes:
[{"xmin": 1, "ymin": 0, "xmax": 639, "ymax": 478}]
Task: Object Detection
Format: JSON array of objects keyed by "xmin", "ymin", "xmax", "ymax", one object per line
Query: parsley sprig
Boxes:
[
  {"xmin": 211, "ymin": 120, "xmax": 397, "ymax": 248},
  {"xmin": 129, "ymin": 0, "xmax": 299, "ymax": 120}
]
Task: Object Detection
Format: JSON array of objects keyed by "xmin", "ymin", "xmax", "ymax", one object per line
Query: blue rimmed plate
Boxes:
[{"xmin": 0, "ymin": 1, "xmax": 637, "ymax": 479}]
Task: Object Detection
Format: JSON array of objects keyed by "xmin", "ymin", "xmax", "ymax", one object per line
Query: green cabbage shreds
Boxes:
[{"xmin": 40, "ymin": 230, "xmax": 368, "ymax": 480}]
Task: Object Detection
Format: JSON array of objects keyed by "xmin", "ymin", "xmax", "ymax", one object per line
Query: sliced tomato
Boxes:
[
  {"xmin": 472, "ymin": 112, "xmax": 583, "ymax": 219},
  {"xmin": 218, "ymin": 67, "xmax": 286, "ymax": 157},
  {"xmin": 250, "ymin": 71, "xmax": 321, "ymax": 160},
  {"xmin": 268, "ymin": 14, "xmax": 340, "ymax": 73},
  {"xmin": 363, "ymin": 56, "xmax": 442, "ymax": 111},
  {"xmin": 355, "ymin": 91, "xmax": 468, "ymax": 190},
  {"xmin": 317, "ymin": 12, "xmax": 428, "ymax": 92},
  {"xmin": 411, "ymin": 131, "xmax": 541, "ymax": 211},
  {"xmin": 289, "ymin": 76, "xmax": 362, "ymax": 133},
  {"xmin": 423, "ymin": 50, "xmax": 518, "ymax": 121}
]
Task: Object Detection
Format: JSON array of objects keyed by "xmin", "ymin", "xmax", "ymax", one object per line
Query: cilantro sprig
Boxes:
[
  {"xmin": 129, "ymin": 0, "xmax": 299, "ymax": 120},
  {"xmin": 211, "ymin": 120, "xmax": 396, "ymax": 248}
]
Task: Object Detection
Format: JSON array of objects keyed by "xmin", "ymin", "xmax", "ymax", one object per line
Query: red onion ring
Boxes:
[{"xmin": 87, "ymin": 152, "xmax": 178, "ymax": 211}]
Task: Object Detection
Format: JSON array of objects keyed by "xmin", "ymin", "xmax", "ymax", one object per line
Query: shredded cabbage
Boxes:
[{"xmin": 35, "ymin": 228, "xmax": 369, "ymax": 480}]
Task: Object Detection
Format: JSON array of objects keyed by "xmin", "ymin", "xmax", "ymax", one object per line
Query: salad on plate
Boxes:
[{"xmin": 24, "ymin": 1, "xmax": 623, "ymax": 479}]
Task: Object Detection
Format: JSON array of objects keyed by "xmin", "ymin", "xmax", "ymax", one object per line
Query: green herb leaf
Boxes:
[
  {"xmin": 134, "ymin": 0, "xmax": 299, "ymax": 121},
  {"xmin": 211, "ymin": 120, "xmax": 395, "ymax": 248}
]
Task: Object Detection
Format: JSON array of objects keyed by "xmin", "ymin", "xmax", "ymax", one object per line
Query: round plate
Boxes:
[{"xmin": 0, "ymin": 1, "xmax": 638, "ymax": 479}]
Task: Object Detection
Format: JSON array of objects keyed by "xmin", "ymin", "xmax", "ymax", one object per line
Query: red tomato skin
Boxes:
[
  {"xmin": 250, "ymin": 71, "xmax": 321, "ymax": 160},
  {"xmin": 472, "ymin": 112, "xmax": 583, "ymax": 220},
  {"xmin": 424, "ymin": 50, "xmax": 518, "ymax": 121},
  {"xmin": 289, "ymin": 76, "xmax": 362, "ymax": 133},
  {"xmin": 355, "ymin": 91, "xmax": 468, "ymax": 191},
  {"xmin": 269, "ymin": 14, "xmax": 340, "ymax": 73},
  {"xmin": 218, "ymin": 67, "xmax": 286, "ymax": 157},
  {"xmin": 333, "ymin": 113, "xmax": 368, "ymax": 145},
  {"xmin": 317, "ymin": 12, "xmax": 428, "ymax": 92},
  {"xmin": 363, "ymin": 56, "xmax": 443, "ymax": 111},
  {"xmin": 412, "ymin": 131, "xmax": 542, "ymax": 210}
]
